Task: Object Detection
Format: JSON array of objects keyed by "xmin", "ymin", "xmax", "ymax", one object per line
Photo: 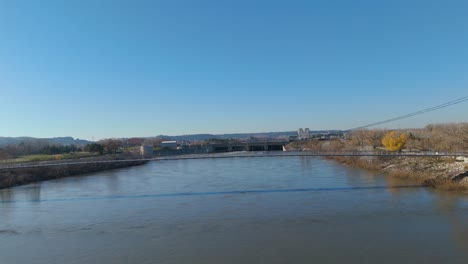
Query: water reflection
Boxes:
[
  {"xmin": 299, "ymin": 156, "xmax": 313, "ymax": 172},
  {"xmin": 0, "ymin": 183, "xmax": 41, "ymax": 203},
  {"xmin": 434, "ymin": 193, "xmax": 468, "ymax": 253},
  {"xmin": 0, "ymin": 184, "xmax": 425, "ymax": 204},
  {"xmin": 340, "ymin": 165, "xmax": 378, "ymax": 187},
  {"xmin": 103, "ymin": 170, "xmax": 122, "ymax": 195},
  {"xmin": 382, "ymin": 174, "xmax": 422, "ymax": 197},
  {"xmin": 29, "ymin": 183, "xmax": 41, "ymax": 202},
  {"xmin": 0, "ymin": 156, "xmax": 467, "ymax": 264},
  {"xmin": 0, "ymin": 189, "xmax": 14, "ymax": 203},
  {"xmin": 450, "ymin": 213, "xmax": 468, "ymax": 253}
]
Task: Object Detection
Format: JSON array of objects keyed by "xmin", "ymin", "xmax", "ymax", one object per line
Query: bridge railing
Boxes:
[{"xmin": 1, "ymin": 151, "xmax": 467, "ymax": 169}]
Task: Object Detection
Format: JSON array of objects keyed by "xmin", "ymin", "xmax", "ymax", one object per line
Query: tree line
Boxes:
[
  {"xmin": 0, "ymin": 136, "xmax": 172, "ymax": 160},
  {"xmin": 351, "ymin": 123, "xmax": 468, "ymax": 152},
  {"xmin": 289, "ymin": 123, "xmax": 468, "ymax": 153}
]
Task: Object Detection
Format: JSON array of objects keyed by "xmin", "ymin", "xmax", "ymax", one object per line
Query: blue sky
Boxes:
[{"xmin": 1, "ymin": 0, "xmax": 467, "ymax": 140}]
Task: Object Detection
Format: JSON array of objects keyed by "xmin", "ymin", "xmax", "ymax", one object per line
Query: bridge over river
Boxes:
[{"xmin": 208, "ymin": 140, "xmax": 288, "ymax": 152}]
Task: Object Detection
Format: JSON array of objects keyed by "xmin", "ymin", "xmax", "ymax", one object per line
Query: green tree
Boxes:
[{"xmin": 84, "ymin": 143, "xmax": 104, "ymax": 155}]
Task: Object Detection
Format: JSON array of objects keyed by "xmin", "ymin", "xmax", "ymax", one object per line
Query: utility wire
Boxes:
[{"xmin": 347, "ymin": 95, "xmax": 468, "ymax": 131}]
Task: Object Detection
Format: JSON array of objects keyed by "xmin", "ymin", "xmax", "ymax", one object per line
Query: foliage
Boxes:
[
  {"xmin": 381, "ymin": 131, "xmax": 408, "ymax": 151},
  {"xmin": 286, "ymin": 122, "xmax": 468, "ymax": 153},
  {"xmin": 98, "ymin": 139, "xmax": 122, "ymax": 154},
  {"xmin": 0, "ymin": 138, "xmax": 88, "ymax": 158},
  {"xmin": 127, "ymin": 137, "xmax": 145, "ymax": 146},
  {"xmin": 0, "ymin": 149, "xmax": 11, "ymax": 160},
  {"xmin": 405, "ymin": 123, "xmax": 468, "ymax": 151},
  {"xmin": 350, "ymin": 129, "xmax": 385, "ymax": 149},
  {"xmin": 84, "ymin": 143, "xmax": 105, "ymax": 154},
  {"xmin": 40, "ymin": 145, "xmax": 78, "ymax": 155}
]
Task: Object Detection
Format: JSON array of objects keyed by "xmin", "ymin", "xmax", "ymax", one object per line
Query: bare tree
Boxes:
[
  {"xmin": 0, "ymin": 149, "xmax": 11, "ymax": 162},
  {"xmin": 99, "ymin": 139, "xmax": 123, "ymax": 154}
]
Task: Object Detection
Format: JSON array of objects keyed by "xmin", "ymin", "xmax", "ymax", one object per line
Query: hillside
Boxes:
[{"xmin": 0, "ymin": 137, "xmax": 92, "ymax": 147}]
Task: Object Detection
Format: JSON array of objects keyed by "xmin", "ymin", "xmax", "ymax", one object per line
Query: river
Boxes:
[{"xmin": 1, "ymin": 155, "xmax": 468, "ymax": 263}]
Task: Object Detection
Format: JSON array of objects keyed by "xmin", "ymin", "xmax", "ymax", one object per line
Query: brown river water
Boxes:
[{"xmin": 1, "ymin": 155, "xmax": 468, "ymax": 263}]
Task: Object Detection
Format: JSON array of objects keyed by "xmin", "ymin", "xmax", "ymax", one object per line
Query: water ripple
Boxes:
[{"xmin": 0, "ymin": 185, "xmax": 424, "ymax": 204}]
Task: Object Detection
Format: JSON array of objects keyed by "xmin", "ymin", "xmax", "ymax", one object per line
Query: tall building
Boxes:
[{"xmin": 297, "ymin": 128, "xmax": 310, "ymax": 140}]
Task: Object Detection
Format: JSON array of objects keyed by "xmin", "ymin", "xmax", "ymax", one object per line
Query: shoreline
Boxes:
[
  {"xmin": 0, "ymin": 160, "xmax": 149, "ymax": 190},
  {"xmin": 2, "ymin": 151, "xmax": 467, "ymax": 192},
  {"xmin": 326, "ymin": 155, "xmax": 468, "ymax": 192}
]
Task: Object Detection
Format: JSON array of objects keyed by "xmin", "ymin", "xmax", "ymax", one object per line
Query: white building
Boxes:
[
  {"xmin": 160, "ymin": 141, "xmax": 178, "ymax": 149},
  {"xmin": 297, "ymin": 128, "xmax": 310, "ymax": 140}
]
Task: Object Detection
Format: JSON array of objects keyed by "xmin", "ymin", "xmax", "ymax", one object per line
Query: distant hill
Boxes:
[
  {"xmin": 154, "ymin": 132, "xmax": 295, "ymax": 142},
  {"xmin": 45, "ymin": 137, "xmax": 93, "ymax": 146},
  {"xmin": 157, "ymin": 130, "xmax": 342, "ymax": 141},
  {"xmin": 0, "ymin": 137, "xmax": 93, "ymax": 147},
  {"xmin": 0, "ymin": 130, "xmax": 344, "ymax": 147}
]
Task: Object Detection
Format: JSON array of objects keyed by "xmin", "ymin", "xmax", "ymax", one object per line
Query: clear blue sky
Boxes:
[{"xmin": 1, "ymin": 0, "xmax": 467, "ymax": 140}]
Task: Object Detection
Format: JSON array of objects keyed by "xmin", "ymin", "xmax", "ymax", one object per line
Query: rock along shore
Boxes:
[
  {"xmin": 328, "ymin": 155, "xmax": 468, "ymax": 192},
  {"xmin": 0, "ymin": 160, "xmax": 148, "ymax": 189}
]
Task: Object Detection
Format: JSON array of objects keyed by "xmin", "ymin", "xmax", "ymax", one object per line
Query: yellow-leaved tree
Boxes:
[{"xmin": 381, "ymin": 131, "xmax": 408, "ymax": 151}]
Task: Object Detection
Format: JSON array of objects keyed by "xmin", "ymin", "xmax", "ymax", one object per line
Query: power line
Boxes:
[{"xmin": 347, "ymin": 95, "xmax": 468, "ymax": 131}]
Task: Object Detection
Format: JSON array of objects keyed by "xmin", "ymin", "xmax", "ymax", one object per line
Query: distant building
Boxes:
[
  {"xmin": 160, "ymin": 141, "xmax": 178, "ymax": 149},
  {"xmin": 297, "ymin": 128, "xmax": 310, "ymax": 140},
  {"xmin": 140, "ymin": 145, "xmax": 153, "ymax": 157}
]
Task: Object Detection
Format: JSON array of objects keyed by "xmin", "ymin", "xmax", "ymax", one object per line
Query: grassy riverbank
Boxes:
[{"xmin": 3, "ymin": 152, "xmax": 99, "ymax": 163}]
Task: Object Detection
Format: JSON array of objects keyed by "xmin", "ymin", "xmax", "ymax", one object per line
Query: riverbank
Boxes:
[
  {"xmin": 327, "ymin": 155, "xmax": 468, "ymax": 192},
  {"xmin": 286, "ymin": 129, "xmax": 468, "ymax": 192},
  {"xmin": 0, "ymin": 160, "xmax": 148, "ymax": 189}
]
